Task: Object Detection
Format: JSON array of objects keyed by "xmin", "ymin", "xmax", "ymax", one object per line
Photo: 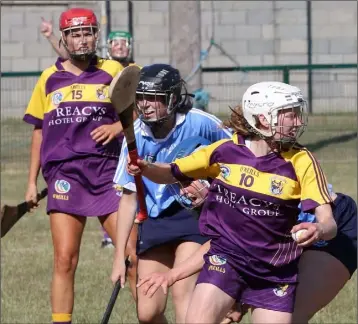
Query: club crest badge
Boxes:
[
  {"xmin": 220, "ymin": 165, "xmax": 230, "ymax": 180},
  {"xmin": 273, "ymin": 284, "xmax": 289, "ymax": 297},
  {"xmin": 113, "ymin": 184, "xmax": 123, "ymax": 197},
  {"xmin": 52, "ymin": 91, "xmax": 63, "ymax": 105},
  {"xmin": 270, "ymin": 176, "xmax": 286, "ymax": 195},
  {"xmin": 96, "ymin": 86, "xmax": 107, "ymax": 100},
  {"xmin": 144, "ymin": 154, "xmax": 156, "ymax": 163}
]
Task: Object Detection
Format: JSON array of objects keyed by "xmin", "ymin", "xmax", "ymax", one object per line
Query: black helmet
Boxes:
[{"xmin": 136, "ymin": 64, "xmax": 191, "ymax": 125}]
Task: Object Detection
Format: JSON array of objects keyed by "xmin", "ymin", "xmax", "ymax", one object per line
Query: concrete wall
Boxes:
[{"xmin": 1, "ymin": 1, "xmax": 357, "ymax": 116}]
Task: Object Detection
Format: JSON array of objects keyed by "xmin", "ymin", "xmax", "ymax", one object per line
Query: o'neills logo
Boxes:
[{"xmin": 208, "ymin": 265, "xmax": 226, "ymax": 273}]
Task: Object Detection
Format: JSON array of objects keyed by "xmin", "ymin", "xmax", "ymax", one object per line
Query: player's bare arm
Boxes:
[
  {"xmin": 127, "ymin": 159, "xmax": 176, "ymax": 184},
  {"xmin": 25, "ymin": 128, "xmax": 42, "ymax": 211},
  {"xmin": 40, "ymin": 17, "xmax": 69, "ymax": 59},
  {"xmin": 137, "ymin": 240, "xmax": 211, "ymax": 297},
  {"xmin": 311, "ymin": 203, "xmax": 337, "ymax": 241},
  {"xmin": 111, "ymin": 189, "xmax": 138, "ymax": 288},
  {"xmin": 292, "ymin": 204, "xmax": 337, "ymax": 247}
]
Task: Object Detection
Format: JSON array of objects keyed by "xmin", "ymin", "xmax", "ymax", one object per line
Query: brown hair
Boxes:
[{"xmin": 222, "ymin": 105, "xmax": 254, "ymax": 136}]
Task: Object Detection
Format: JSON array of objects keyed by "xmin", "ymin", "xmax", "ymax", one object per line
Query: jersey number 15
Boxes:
[{"xmin": 72, "ymin": 90, "xmax": 83, "ymax": 100}]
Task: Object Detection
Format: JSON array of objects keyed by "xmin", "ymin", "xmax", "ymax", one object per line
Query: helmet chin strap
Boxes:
[
  {"xmin": 139, "ymin": 109, "xmax": 175, "ymax": 127},
  {"xmin": 114, "ymin": 56, "xmax": 129, "ymax": 63},
  {"xmin": 245, "ymin": 123, "xmax": 292, "ymax": 153}
]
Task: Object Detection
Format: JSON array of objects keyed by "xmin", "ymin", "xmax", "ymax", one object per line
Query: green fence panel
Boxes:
[
  {"xmin": 201, "ymin": 63, "xmax": 357, "ymax": 115},
  {"xmin": 1, "ymin": 64, "xmax": 356, "ymax": 174}
]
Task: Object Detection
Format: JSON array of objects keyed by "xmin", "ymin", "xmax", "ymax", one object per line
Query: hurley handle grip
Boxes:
[{"xmin": 128, "ymin": 149, "xmax": 148, "ymax": 223}]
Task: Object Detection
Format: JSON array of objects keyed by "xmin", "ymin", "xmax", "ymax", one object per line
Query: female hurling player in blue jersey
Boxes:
[{"xmin": 111, "ymin": 63, "xmax": 232, "ymax": 323}]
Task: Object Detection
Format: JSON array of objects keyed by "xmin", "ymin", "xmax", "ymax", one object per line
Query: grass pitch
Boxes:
[{"xmin": 1, "ymin": 115, "xmax": 356, "ymax": 323}]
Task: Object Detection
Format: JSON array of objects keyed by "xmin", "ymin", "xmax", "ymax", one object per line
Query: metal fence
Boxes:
[
  {"xmin": 1, "ymin": 63, "xmax": 357, "ymax": 173},
  {"xmin": 201, "ymin": 63, "xmax": 357, "ymax": 116},
  {"xmin": 1, "ymin": 63, "xmax": 357, "ymax": 119}
]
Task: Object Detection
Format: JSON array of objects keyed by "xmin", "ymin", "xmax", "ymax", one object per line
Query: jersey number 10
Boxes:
[{"xmin": 239, "ymin": 173, "xmax": 254, "ymax": 188}]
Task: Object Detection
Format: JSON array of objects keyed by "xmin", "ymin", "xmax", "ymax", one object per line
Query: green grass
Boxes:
[{"xmin": 1, "ymin": 115, "xmax": 357, "ymax": 323}]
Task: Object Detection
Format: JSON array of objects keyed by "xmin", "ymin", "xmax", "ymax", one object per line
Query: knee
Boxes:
[
  {"xmin": 137, "ymin": 308, "xmax": 164, "ymax": 324},
  {"xmin": 171, "ymin": 285, "xmax": 194, "ymax": 322},
  {"xmin": 171, "ymin": 278, "xmax": 196, "ymax": 305},
  {"xmin": 137, "ymin": 293, "xmax": 166, "ymax": 324},
  {"xmin": 171, "ymin": 289, "xmax": 189, "ymax": 315},
  {"xmin": 171, "ymin": 286, "xmax": 190, "ymax": 303},
  {"xmin": 54, "ymin": 251, "xmax": 79, "ymax": 275}
]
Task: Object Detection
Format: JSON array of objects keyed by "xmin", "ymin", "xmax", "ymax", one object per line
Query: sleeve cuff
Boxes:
[
  {"xmin": 300, "ymin": 199, "xmax": 328, "ymax": 212},
  {"xmin": 23, "ymin": 114, "xmax": 43, "ymax": 128},
  {"xmin": 170, "ymin": 163, "xmax": 193, "ymax": 182}
]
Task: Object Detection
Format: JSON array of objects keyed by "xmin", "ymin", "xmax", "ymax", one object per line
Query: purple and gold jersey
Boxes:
[
  {"xmin": 23, "ymin": 57, "xmax": 124, "ymax": 177},
  {"xmin": 171, "ymin": 134, "xmax": 332, "ymax": 282}
]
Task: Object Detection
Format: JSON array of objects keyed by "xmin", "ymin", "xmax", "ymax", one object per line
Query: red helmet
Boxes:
[
  {"xmin": 59, "ymin": 8, "xmax": 98, "ymax": 31},
  {"xmin": 59, "ymin": 8, "xmax": 99, "ymax": 61}
]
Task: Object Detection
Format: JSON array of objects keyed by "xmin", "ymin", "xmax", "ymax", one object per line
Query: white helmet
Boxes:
[{"xmin": 242, "ymin": 81, "xmax": 307, "ymax": 141}]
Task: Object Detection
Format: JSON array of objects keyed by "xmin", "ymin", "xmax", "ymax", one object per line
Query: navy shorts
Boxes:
[
  {"xmin": 309, "ymin": 193, "xmax": 357, "ymax": 277},
  {"xmin": 136, "ymin": 202, "xmax": 209, "ymax": 255}
]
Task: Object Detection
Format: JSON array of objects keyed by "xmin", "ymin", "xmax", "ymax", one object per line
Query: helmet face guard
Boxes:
[
  {"xmin": 268, "ymin": 101, "xmax": 308, "ymax": 147},
  {"xmin": 135, "ymin": 64, "xmax": 190, "ymax": 126},
  {"xmin": 61, "ymin": 26, "xmax": 99, "ymax": 61},
  {"xmin": 242, "ymin": 82, "xmax": 308, "ymax": 150},
  {"xmin": 135, "ymin": 81, "xmax": 185, "ymax": 125},
  {"xmin": 59, "ymin": 8, "xmax": 99, "ymax": 61},
  {"xmin": 107, "ymin": 31, "xmax": 132, "ymax": 62},
  {"xmin": 168, "ymin": 179, "xmax": 210, "ymax": 210}
]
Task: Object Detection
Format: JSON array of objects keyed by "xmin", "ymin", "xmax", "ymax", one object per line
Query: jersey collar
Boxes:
[
  {"xmin": 54, "ymin": 56, "xmax": 98, "ymax": 72},
  {"xmin": 233, "ymin": 133, "xmax": 246, "ymax": 145}
]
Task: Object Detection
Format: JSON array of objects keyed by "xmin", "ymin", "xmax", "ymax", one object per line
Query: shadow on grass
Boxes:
[{"xmin": 305, "ymin": 132, "xmax": 357, "ymax": 153}]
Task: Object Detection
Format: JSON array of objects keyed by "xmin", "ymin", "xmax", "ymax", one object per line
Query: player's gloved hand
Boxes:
[
  {"xmin": 111, "ymin": 256, "xmax": 127, "ymax": 288},
  {"xmin": 91, "ymin": 123, "xmax": 121, "ymax": 145},
  {"xmin": 25, "ymin": 183, "xmax": 39, "ymax": 212},
  {"xmin": 291, "ymin": 222, "xmax": 324, "ymax": 247},
  {"xmin": 137, "ymin": 271, "xmax": 175, "ymax": 298},
  {"xmin": 40, "ymin": 17, "xmax": 53, "ymax": 38}
]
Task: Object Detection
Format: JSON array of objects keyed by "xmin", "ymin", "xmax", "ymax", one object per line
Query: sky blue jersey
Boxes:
[{"xmin": 113, "ymin": 108, "xmax": 232, "ymax": 217}]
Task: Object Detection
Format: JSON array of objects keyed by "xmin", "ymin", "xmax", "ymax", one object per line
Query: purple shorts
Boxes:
[
  {"xmin": 45, "ymin": 156, "xmax": 120, "ymax": 217},
  {"xmin": 196, "ymin": 252, "xmax": 297, "ymax": 313}
]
